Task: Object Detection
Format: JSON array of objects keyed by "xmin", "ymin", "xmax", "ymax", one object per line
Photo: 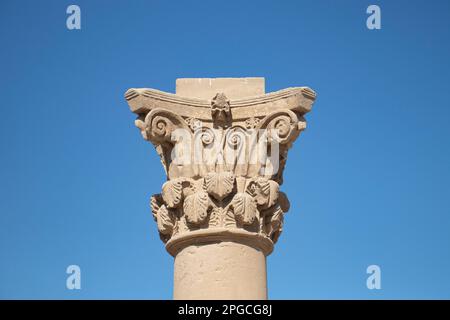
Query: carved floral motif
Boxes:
[
  {"xmin": 205, "ymin": 172, "xmax": 235, "ymax": 201},
  {"xmin": 185, "ymin": 117, "xmax": 202, "ymax": 131},
  {"xmin": 245, "ymin": 117, "xmax": 260, "ymax": 129},
  {"xmin": 162, "ymin": 179, "xmax": 183, "ymax": 208},
  {"xmin": 149, "ymin": 174, "xmax": 287, "ymax": 244},
  {"xmin": 184, "ymin": 191, "xmax": 209, "ymax": 225},
  {"xmin": 231, "ymin": 192, "xmax": 258, "ymax": 225}
]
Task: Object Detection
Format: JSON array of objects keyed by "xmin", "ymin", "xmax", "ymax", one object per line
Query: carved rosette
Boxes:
[{"xmin": 125, "ymin": 86, "xmax": 316, "ymax": 256}]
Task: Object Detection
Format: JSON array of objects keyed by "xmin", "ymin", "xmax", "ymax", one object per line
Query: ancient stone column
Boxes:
[{"xmin": 124, "ymin": 78, "xmax": 316, "ymax": 299}]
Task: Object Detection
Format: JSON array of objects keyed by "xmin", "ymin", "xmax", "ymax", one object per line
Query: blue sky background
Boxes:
[{"xmin": 1, "ymin": 0, "xmax": 450, "ymax": 299}]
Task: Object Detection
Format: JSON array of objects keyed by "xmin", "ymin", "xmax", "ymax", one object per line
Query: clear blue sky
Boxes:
[{"xmin": 1, "ymin": 0, "xmax": 450, "ymax": 299}]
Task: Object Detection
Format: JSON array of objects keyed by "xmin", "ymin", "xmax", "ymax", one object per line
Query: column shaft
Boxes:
[{"xmin": 173, "ymin": 241, "xmax": 267, "ymax": 299}]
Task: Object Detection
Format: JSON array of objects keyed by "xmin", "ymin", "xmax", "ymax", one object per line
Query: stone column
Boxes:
[{"xmin": 124, "ymin": 78, "xmax": 316, "ymax": 299}]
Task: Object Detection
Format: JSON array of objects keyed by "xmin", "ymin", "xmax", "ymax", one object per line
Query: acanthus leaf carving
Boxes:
[
  {"xmin": 150, "ymin": 193, "xmax": 163, "ymax": 219},
  {"xmin": 224, "ymin": 207, "xmax": 237, "ymax": 228},
  {"xmin": 231, "ymin": 192, "xmax": 258, "ymax": 225},
  {"xmin": 184, "ymin": 191, "xmax": 210, "ymax": 225},
  {"xmin": 156, "ymin": 204, "xmax": 175, "ymax": 237},
  {"xmin": 208, "ymin": 207, "xmax": 222, "ymax": 228},
  {"xmin": 162, "ymin": 178, "xmax": 183, "ymax": 208},
  {"xmin": 153, "ymin": 174, "xmax": 289, "ymax": 243},
  {"xmin": 263, "ymin": 204, "xmax": 284, "ymax": 243},
  {"xmin": 205, "ymin": 172, "xmax": 235, "ymax": 201}
]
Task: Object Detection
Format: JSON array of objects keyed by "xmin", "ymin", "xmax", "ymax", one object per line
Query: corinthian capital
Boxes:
[{"xmin": 124, "ymin": 78, "xmax": 316, "ymax": 257}]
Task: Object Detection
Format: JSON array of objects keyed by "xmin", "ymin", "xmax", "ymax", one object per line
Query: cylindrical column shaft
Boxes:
[{"xmin": 173, "ymin": 241, "xmax": 267, "ymax": 299}]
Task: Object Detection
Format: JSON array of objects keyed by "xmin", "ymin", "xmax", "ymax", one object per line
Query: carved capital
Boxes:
[{"xmin": 125, "ymin": 81, "xmax": 316, "ymax": 255}]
